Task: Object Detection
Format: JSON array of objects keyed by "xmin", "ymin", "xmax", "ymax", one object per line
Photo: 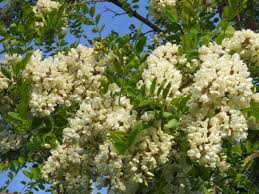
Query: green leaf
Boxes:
[
  {"xmin": 178, "ymin": 45, "xmax": 184, "ymax": 56},
  {"xmin": 135, "ymin": 36, "xmax": 147, "ymax": 54},
  {"xmin": 202, "ymin": 185, "xmax": 210, "ymax": 194},
  {"xmin": 5, "ymin": 112, "xmax": 32, "ymax": 132},
  {"xmin": 30, "ymin": 167, "xmax": 41, "ymax": 181},
  {"xmin": 1, "ymin": 67, "xmax": 12, "ymax": 80},
  {"xmin": 20, "ymin": 52, "xmax": 33, "ymax": 72},
  {"xmin": 90, "ymin": 6, "xmax": 96, "ymax": 17},
  {"xmin": 162, "ymin": 82, "xmax": 171, "ymax": 99},
  {"xmin": 92, "ymin": 27, "xmax": 99, "ymax": 33},
  {"xmin": 162, "ymin": 112, "xmax": 173, "ymax": 118},
  {"xmin": 18, "ymin": 157, "xmax": 26, "ymax": 165},
  {"xmin": 81, "ymin": 3, "xmax": 88, "ymax": 14},
  {"xmin": 109, "ymin": 121, "xmax": 148, "ymax": 154},
  {"xmin": 23, "ymin": 170, "xmax": 32, "ymax": 179},
  {"xmin": 138, "ymin": 99, "xmax": 153, "ymax": 108},
  {"xmin": 164, "ymin": 118, "xmax": 179, "ymax": 129},
  {"xmin": 95, "ymin": 14, "xmax": 101, "ymax": 24},
  {"xmin": 245, "ymin": 140, "xmax": 252, "ymax": 153},
  {"xmin": 14, "ymin": 51, "xmax": 32, "ymax": 76},
  {"xmin": 157, "ymin": 79, "xmax": 167, "ymax": 96},
  {"xmin": 225, "ymin": 25, "xmax": 235, "ymax": 38},
  {"xmin": 243, "ymin": 102, "xmax": 259, "ymax": 119},
  {"xmin": 128, "ymin": 121, "xmax": 147, "ymax": 147},
  {"xmin": 150, "ymin": 77, "xmax": 157, "ymax": 95},
  {"xmin": 38, "ymin": 183, "xmax": 45, "ymax": 190},
  {"xmin": 108, "ymin": 131, "xmax": 128, "ymax": 154},
  {"xmin": 171, "ymin": 95, "xmax": 190, "ymax": 115},
  {"xmin": 17, "ymin": 81, "xmax": 31, "ymax": 116}
]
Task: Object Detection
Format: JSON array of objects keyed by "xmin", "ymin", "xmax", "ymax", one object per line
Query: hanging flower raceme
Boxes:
[
  {"xmin": 0, "ymin": 130, "xmax": 27, "ymax": 155},
  {"xmin": 32, "ymin": 0, "xmax": 67, "ymax": 34},
  {"xmin": 0, "ymin": 54, "xmax": 22, "ymax": 92},
  {"xmin": 137, "ymin": 43, "xmax": 185, "ymax": 102},
  {"xmin": 95, "ymin": 126, "xmax": 174, "ymax": 193},
  {"xmin": 32, "ymin": 0, "xmax": 61, "ymax": 15},
  {"xmin": 23, "ymin": 45, "xmax": 106, "ymax": 117},
  {"xmin": 222, "ymin": 29, "xmax": 259, "ymax": 66},
  {"xmin": 42, "ymin": 81, "xmax": 138, "ymax": 191},
  {"xmin": 149, "ymin": 0, "xmax": 177, "ymax": 18},
  {"xmin": 186, "ymin": 41, "xmax": 259, "ymax": 168}
]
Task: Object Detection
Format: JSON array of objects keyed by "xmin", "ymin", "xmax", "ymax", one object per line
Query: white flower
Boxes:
[
  {"xmin": 33, "ymin": 0, "xmax": 61, "ymax": 14},
  {"xmin": 149, "ymin": 0, "xmax": 177, "ymax": 18},
  {"xmin": 24, "ymin": 45, "xmax": 106, "ymax": 117},
  {"xmin": 186, "ymin": 42, "xmax": 257, "ymax": 169},
  {"xmin": 0, "ymin": 130, "xmax": 26, "ymax": 154},
  {"xmin": 138, "ymin": 43, "xmax": 184, "ymax": 101},
  {"xmin": 42, "ymin": 144, "xmax": 88, "ymax": 192},
  {"xmin": 222, "ymin": 29, "xmax": 259, "ymax": 66},
  {"xmin": 189, "ymin": 44, "xmax": 254, "ymax": 118}
]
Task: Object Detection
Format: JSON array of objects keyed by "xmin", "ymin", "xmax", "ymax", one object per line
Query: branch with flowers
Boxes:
[{"xmin": 0, "ymin": 0, "xmax": 258, "ymax": 193}]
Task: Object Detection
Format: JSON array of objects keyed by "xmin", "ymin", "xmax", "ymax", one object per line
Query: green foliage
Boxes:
[
  {"xmin": 243, "ymin": 103, "xmax": 259, "ymax": 119},
  {"xmin": 109, "ymin": 121, "xmax": 149, "ymax": 154}
]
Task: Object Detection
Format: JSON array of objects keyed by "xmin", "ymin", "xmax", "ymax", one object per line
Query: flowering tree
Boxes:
[{"xmin": 0, "ymin": 0, "xmax": 258, "ymax": 193}]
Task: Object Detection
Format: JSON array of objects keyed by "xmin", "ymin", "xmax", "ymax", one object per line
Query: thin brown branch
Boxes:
[
  {"xmin": 104, "ymin": 7, "xmax": 127, "ymax": 18},
  {"xmin": 86, "ymin": 0, "xmax": 162, "ymax": 32}
]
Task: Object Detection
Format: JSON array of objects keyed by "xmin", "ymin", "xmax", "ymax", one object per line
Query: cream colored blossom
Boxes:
[
  {"xmin": 149, "ymin": 0, "xmax": 177, "ymax": 18},
  {"xmin": 222, "ymin": 29, "xmax": 259, "ymax": 66},
  {"xmin": 33, "ymin": 0, "xmax": 61, "ymax": 14},
  {"xmin": 138, "ymin": 43, "xmax": 184, "ymax": 101},
  {"xmin": 24, "ymin": 45, "xmax": 106, "ymax": 116},
  {"xmin": 186, "ymin": 42, "xmax": 257, "ymax": 169}
]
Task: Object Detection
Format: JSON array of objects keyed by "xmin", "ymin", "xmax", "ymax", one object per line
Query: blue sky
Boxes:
[{"xmin": 0, "ymin": 1, "xmax": 151, "ymax": 193}]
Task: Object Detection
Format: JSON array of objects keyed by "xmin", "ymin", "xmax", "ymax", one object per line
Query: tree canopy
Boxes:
[{"xmin": 0, "ymin": 0, "xmax": 258, "ymax": 193}]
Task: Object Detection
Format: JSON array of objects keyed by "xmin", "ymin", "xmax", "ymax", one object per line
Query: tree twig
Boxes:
[
  {"xmin": 86, "ymin": 0, "xmax": 162, "ymax": 32},
  {"xmin": 104, "ymin": 7, "xmax": 127, "ymax": 18}
]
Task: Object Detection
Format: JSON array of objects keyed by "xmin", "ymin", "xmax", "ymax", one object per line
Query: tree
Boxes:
[{"xmin": 0, "ymin": 0, "xmax": 258, "ymax": 193}]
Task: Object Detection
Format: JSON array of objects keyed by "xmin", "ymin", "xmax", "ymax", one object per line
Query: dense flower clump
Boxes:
[
  {"xmin": 23, "ymin": 45, "xmax": 105, "ymax": 117},
  {"xmin": 186, "ymin": 42, "xmax": 258, "ymax": 168},
  {"xmin": 95, "ymin": 126, "xmax": 174, "ymax": 193},
  {"xmin": 0, "ymin": 71, "xmax": 10, "ymax": 91},
  {"xmin": 0, "ymin": 130, "xmax": 27, "ymax": 155},
  {"xmin": 0, "ymin": 54, "xmax": 22, "ymax": 91},
  {"xmin": 149, "ymin": 0, "xmax": 177, "ymax": 18},
  {"xmin": 32, "ymin": 0, "xmax": 61, "ymax": 14},
  {"xmin": 222, "ymin": 29, "xmax": 259, "ymax": 66},
  {"xmin": 0, "ymin": 28, "xmax": 258, "ymax": 193},
  {"xmin": 138, "ymin": 43, "xmax": 185, "ymax": 101},
  {"xmin": 42, "ymin": 89, "xmax": 138, "ymax": 192}
]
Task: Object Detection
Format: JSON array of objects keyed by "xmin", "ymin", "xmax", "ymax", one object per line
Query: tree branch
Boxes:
[
  {"xmin": 86, "ymin": 0, "xmax": 162, "ymax": 32},
  {"xmin": 104, "ymin": 7, "xmax": 127, "ymax": 18}
]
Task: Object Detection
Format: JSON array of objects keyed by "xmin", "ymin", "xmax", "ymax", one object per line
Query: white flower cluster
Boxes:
[
  {"xmin": 95, "ymin": 126, "xmax": 174, "ymax": 193},
  {"xmin": 0, "ymin": 130, "xmax": 26, "ymax": 155},
  {"xmin": 41, "ymin": 144, "xmax": 89, "ymax": 192},
  {"xmin": 190, "ymin": 43, "xmax": 254, "ymax": 116},
  {"xmin": 33, "ymin": 0, "xmax": 61, "ymax": 15},
  {"xmin": 222, "ymin": 29, "xmax": 259, "ymax": 66},
  {"xmin": 1, "ymin": 53, "xmax": 22, "ymax": 66},
  {"xmin": 42, "ymin": 83, "xmax": 138, "ymax": 190},
  {"xmin": 0, "ymin": 71, "xmax": 10, "ymax": 91},
  {"xmin": 0, "ymin": 54, "xmax": 22, "ymax": 92},
  {"xmin": 63, "ymin": 92, "xmax": 137, "ymax": 143},
  {"xmin": 138, "ymin": 43, "xmax": 184, "ymax": 101},
  {"xmin": 186, "ymin": 42, "xmax": 258, "ymax": 168},
  {"xmin": 149, "ymin": 0, "xmax": 177, "ymax": 18},
  {"xmin": 127, "ymin": 128, "xmax": 174, "ymax": 184},
  {"xmin": 95, "ymin": 141, "xmax": 127, "ymax": 192},
  {"xmin": 24, "ymin": 45, "xmax": 106, "ymax": 117}
]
